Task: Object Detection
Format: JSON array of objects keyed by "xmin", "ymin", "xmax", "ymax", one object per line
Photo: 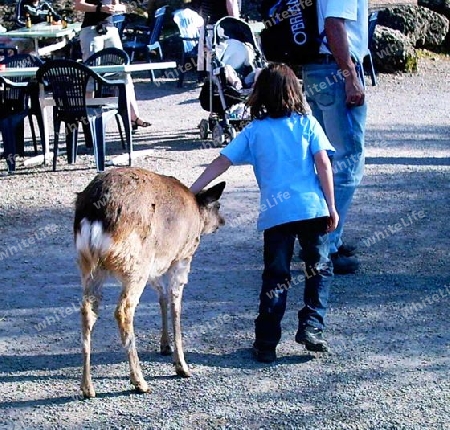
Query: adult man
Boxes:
[{"xmin": 302, "ymin": 0, "xmax": 368, "ymax": 274}]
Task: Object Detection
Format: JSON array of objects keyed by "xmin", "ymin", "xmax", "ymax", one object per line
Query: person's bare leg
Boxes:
[
  {"xmin": 102, "ymin": 26, "xmax": 151, "ymax": 126},
  {"xmin": 125, "ymin": 76, "xmax": 139, "ymax": 122},
  {"xmin": 126, "ymin": 77, "xmax": 151, "ymax": 128}
]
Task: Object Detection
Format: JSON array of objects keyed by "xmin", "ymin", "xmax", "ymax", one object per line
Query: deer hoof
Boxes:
[
  {"xmin": 175, "ymin": 364, "xmax": 191, "ymax": 378},
  {"xmin": 133, "ymin": 381, "xmax": 150, "ymax": 394},
  {"xmin": 160, "ymin": 344, "xmax": 173, "ymax": 356},
  {"xmin": 81, "ymin": 384, "xmax": 96, "ymax": 399}
]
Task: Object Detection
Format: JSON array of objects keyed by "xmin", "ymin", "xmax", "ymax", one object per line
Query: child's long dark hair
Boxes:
[{"xmin": 247, "ymin": 63, "xmax": 307, "ymax": 119}]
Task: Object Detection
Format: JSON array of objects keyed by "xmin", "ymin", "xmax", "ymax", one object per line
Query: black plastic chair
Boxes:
[
  {"xmin": 0, "ymin": 76, "xmax": 29, "ymax": 173},
  {"xmin": 14, "ymin": 0, "xmax": 27, "ymax": 28},
  {"xmin": 36, "ymin": 59, "xmax": 132, "ymax": 172},
  {"xmin": 112, "ymin": 14, "xmax": 127, "ymax": 40},
  {"xmin": 84, "ymin": 47, "xmax": 130, "ymax": 67},
  {"xmin": 0, "ymin": 54, "xmax": 45, "ymax": 156},
  {"xmin": 123, "ymin": 5, "xmax": 167, "ymax": 81},
  {"xmin": 83, "ymin": 47, "xmax": 130, "ymax": 149},
  {"xmin": 0, "ymin": 46, "xmax": 18, "ymax": 58}
]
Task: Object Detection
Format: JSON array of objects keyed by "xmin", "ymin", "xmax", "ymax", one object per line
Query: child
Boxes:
[{"xmin": 190, "ymin": 63, "xmax": 338, "ymax": 363}]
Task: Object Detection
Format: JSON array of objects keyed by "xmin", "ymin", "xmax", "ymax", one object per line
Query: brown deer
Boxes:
[{"xmin": 74, "ymin": 167, "xmax": 225, "ymax": 398}]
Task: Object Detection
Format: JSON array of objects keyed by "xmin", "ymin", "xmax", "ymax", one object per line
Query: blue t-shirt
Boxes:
[{"xmin": 221, "ymin": 113, "xmax": 335, "ymax": 231}]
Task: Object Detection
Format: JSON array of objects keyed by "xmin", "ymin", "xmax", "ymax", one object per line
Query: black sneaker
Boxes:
[
  {"xmin": 295, "ymin": 326, "xmax": 328, "ymax": 352},
  {"xmin": 252, "ymin": 343, "xmax": 277, "ymax": 363},
  {"xmin": 330, "ymin": 252, "xmax": 360, "ymax": 274},
  {"xmin": 338, "ymin": 243, "xmax": 357, "ymax": 257}
]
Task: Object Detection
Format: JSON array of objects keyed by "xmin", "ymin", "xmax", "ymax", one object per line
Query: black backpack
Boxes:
[{"xmin": 259, "ymin": 0, "xmax": 324, "ymax": 65}]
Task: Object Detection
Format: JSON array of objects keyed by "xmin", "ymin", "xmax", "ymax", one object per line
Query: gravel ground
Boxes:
[{"xmin": 1, "ymin": 55, "xmax": 449, "ymax": 430}]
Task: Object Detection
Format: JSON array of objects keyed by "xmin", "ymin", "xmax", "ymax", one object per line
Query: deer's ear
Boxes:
[{"xmin": 196, "ymin": 182, "xmax": 226, "ymax": 206}]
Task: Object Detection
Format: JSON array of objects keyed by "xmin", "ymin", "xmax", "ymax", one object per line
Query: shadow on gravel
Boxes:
[
  {"xmin": 126, "ymin": 79, "xmax": 194, "ymax": 103},
  {"xmin": 0, "ymin": 388, "xmax": 145, "ymax": 409},
  {"xmin": 0, "ymin": 165, "xmax": 100, "ymax": 178},
  {"xmin": 366, "ymin": 156, "xmax": 450, "ymax": 166},
  {"xmin": 0, "ymin": 396, "xmax": 81, "ymax": 409},
  {"xmin": 366, "ymin": 124, "xmax": 450, "ymax": 150},
  {"xmin": 183, "ymin": 348, "xmax": 314, "ymax": 370},
  {"xmin": 0, "ymin": 352, "xmax": 123, "ymax": 374},
  {"xmin": 130, "ymin": 134, "xmax": 219, "ymax": 153}
]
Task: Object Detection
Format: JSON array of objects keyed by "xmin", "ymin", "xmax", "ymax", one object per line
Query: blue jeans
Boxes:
[
  {"xmin": 254, "ymin": 218, "xmax": 333, "ymax": 350},
  {"xmin": 302, "ymin": 62, "xmax": 367, "ymax": 254}
]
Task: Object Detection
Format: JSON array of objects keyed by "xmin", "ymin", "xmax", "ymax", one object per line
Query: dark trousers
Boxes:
[{"xmin": 254, "ymin": 217, "xmax": 333, "ymax": 350}]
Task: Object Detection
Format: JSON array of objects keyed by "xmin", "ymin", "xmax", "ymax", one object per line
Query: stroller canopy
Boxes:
[{"xmin": 213, "ymin": 17, "xmax": 262, "ymax": 54}]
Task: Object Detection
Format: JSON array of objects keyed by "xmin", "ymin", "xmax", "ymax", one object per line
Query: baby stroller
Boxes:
[{"xmin": 198, "ymin": 17, "xmax": 265, "ymax": 146}]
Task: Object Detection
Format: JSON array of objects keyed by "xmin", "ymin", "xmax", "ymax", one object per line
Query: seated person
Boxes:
[
  {"xmin": 22, "ymin": 0, "xmax": 61, "ymax": 24},
  {"xmin": 173, "ymin": 1, "xmax": 204, "ymax": 55}
]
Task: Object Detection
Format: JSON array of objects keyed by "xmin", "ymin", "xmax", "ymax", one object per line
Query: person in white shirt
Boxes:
[
  {"xmin": 302, "ymin": 0, "xmax": 369, "ymax": 274},
  {"xmin": 173, "ymin": 2, "xmax": 204, "ymax": 54}
]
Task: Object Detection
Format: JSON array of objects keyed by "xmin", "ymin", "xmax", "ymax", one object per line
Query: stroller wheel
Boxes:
[
  {"xmin": 199, "ymin": 119, "xmax": 209, "ymax": 140},
  {"xmin": 212, "ymin": 123, "xmax": 225, "ymax": 147}
]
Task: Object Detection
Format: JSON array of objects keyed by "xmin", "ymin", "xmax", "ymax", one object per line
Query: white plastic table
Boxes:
[{"xmin": 5, "ymin": 23, "xmax": 81, "ymax": 56}]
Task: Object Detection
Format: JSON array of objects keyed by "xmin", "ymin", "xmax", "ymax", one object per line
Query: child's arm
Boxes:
[
  {"xmin": 190, "ymin": 155, "xmax": 232, "ymax": 194},
  {"xmin": 314, "ymin": 150, "xmax": 339, "ymax": 232}
]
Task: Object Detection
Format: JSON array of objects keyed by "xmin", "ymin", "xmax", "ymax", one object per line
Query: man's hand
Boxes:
[
  {"xmin": 325, "ymin": 17, "xmax": 365, "ymax": 108},
  {"xmin": 345, "ymin": 74, "xmax": 365, "ymax": 107}
]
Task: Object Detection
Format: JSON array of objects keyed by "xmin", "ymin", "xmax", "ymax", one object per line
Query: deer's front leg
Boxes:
[{"xmin": 153, "ymin": 279, "xmax": 172, "ymax": 356}]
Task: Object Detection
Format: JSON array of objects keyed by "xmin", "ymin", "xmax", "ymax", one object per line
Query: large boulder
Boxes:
[
  {"xmin": 418, "ymin": 0, "xmax": 450, "ymax": 19},
  {"xmin": 377, "ymin": 5, "xmax": 449, "ymax": 49},
  {"xmin": 372, "ymin": 25, "xmax": 418, "ymax": 72},
  {"xmin": 418, "ymin": 0, "xmax": 450, "ymax": 48}
]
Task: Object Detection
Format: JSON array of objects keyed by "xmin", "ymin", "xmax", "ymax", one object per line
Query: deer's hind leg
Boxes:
[
  {"xmin": 167, "ymin": 258, "xmax": 192, "ymax": 378},
  {"xmin": 151, "ymin": 277, "xmax": 173, "ymax": 356},
  {"xmin": 115, "ymin": 270, "xmax": 150, "ymax": 393},
  {"xmin": 80, "ymin": 266, "xmax": 107, "ymax": 399}
]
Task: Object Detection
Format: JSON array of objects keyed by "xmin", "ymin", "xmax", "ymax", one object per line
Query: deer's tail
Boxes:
[{"xmin": 75, "ymin": 218, "xmax": 111, "ymax": 273}]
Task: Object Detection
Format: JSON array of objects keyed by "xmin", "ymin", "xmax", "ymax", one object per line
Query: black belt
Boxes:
[{"xmin": 310, "ymin": 54, "xmax": 336, "ymax": 64}]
